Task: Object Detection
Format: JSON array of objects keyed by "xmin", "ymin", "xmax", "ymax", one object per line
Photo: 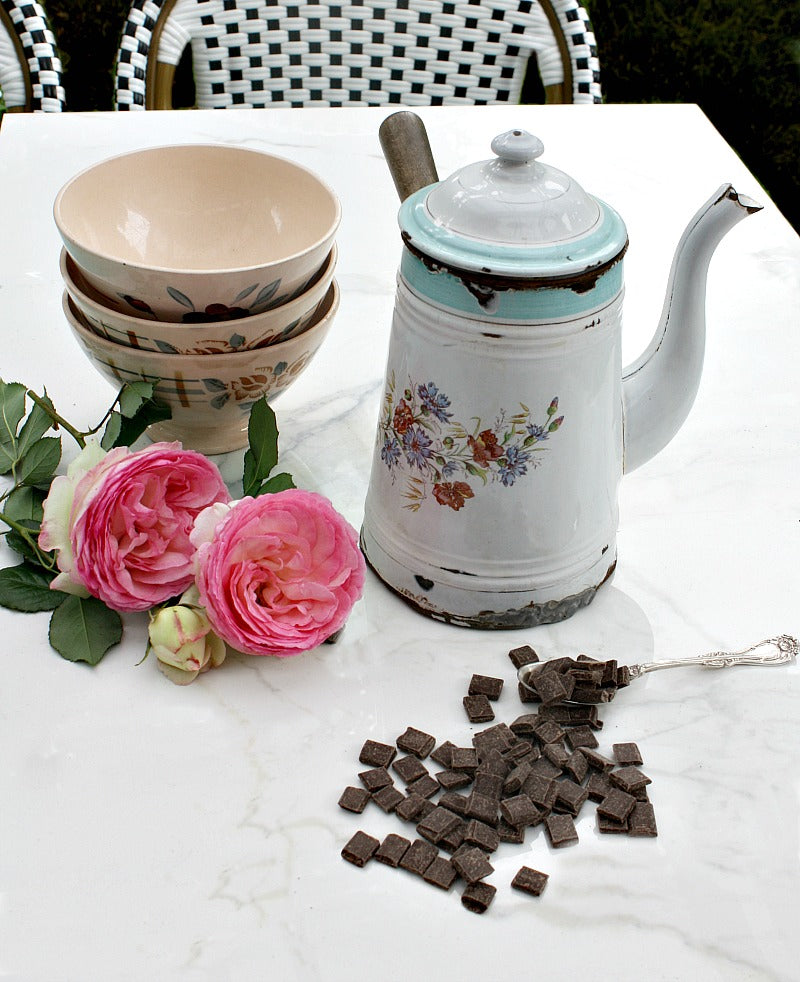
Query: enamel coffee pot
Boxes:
[{"xmin": 361, "ymin": 114, "xmax": 762, "ymax": 628}]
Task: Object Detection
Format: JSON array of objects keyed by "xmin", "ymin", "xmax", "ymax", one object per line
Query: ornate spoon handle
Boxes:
[{"xmin": 627, "ymin": 635, "xmax": 798, "ymax": 680}]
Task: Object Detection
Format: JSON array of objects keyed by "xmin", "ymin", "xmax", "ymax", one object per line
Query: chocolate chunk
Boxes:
[
  {"xmin": 469, "ymin": 674, "xmax": 504, "ymax": 700},
  {"xmin": 554, "ymin": 779, "xmax": 589, "ymax": 817},
  {"xmin": 417, "ymin": 805, "xmax": 462, "ymax": 844},
  {"xmin": 616, "ymin": 665, "xmax": 632, "ymax": 688},
  {"xmin": 475, "ymin": 748, "xmax": 510, "ymax": 778},
  {"xmin": 610, "ymin": 765, "xmax": 652, "ymax": 793},
  {"xmin": 439, "ymin": 823, "xmax": 467, "ymax": 853},
  {"xmin": 597, "ymin": 813, "xmax": 629, "ymax": 834},
  {"xmin": 613, "ymin": 742, "xmax": 643, "ymax": 766},
  {"xmin": 464, "ymin": 819, "xmax": 500, "ymax": 854},
  {"xmin": 503, "ymin": 761, "xmax": 532, "ymax": 796},
  {"xmin": 511, "ymin": 866, "xmax": 549, "ymax": 897},
  {"xmin": 465, "ymin": 791, "xmax": 499, "ymax": 826},
  {"xmin": 627, "ymin": 801, "xmax": 658, "ymax": 837},
  {"xmin": 406, "ymin": 774, "xmax": 440, "ymax": 799},
  {"xmin": 564, "ymin": 750, "xmax": 589, "ymax": 784},
  {"xmin": 395, "ymin": 792, "xmax": 433, "ymax": 823},
  {"xmin": 509, "ymin": 713, "xmax": 539, "ymax": 736},
  {"xmin": 597, "ymin": 787, "xmax": 637, "ymax": 823},
  {"xmin": 452, "ymin": 847, "xmax": 494, "ymax": 883},
  {"xmin": 579, "ymin": 747, "xmax": 615, "ymax": 772},
  {"xmin": 543, "ymin": 742, "xmax": 571, "ymax": 768},
  {"xmin": 473, "ymin": 771, "xmax": 504, "ymax": 799},
  {"xmin": 529, "ymin": 756, "xmax": 563, "ymax": 780},
  {"xmin": 521, "ymin": 772, "xmax": 557, "ymax": 809},
  {"xmin": 341, "ymin": 830, "xmax": 380, "ymax": 867},
  {"xmin": 430, "ymin": 740, "xmax": 457, "ymax": 768},
  {"xmin": 372, "ymin": 785, "xmax": 405, "ymax": 813},
  {"xmin": 472, "ymin": 724, "xmax": 516, "ymax": 758},
  {"xmin": 508, "ymin": 644, "xmax": 539, "ymax": 669},
  {"xmin": 565, "ymin": 725, "xmax": 599, "ymax": 750},
  {"xmin": 338, "ymin": 786, "xmax": 371, "ymax": 813},
  {"xmin": 461, "ymin": 881, "xmax": 497, "ymax": 914},
  {"xmin": 439, "ymin": 791, "xmax": 470, "ymax": 816},
  {"xmin": 423, "ymin": 856, "xmax": 458, "ymax": 890},
  {"xmin": 500, "ymin": 794, "xmax": 542, "ymax": 828},
  {"xmin": 531, "ymin": 670, "xmax": 575, "ymax": 707},
  {"xmin": 544, "ymin": 813, "xmax": 579, "ymax": 848},
  {"xmin": 398, "ymin": 838, "xmax": 438, "ymax": 876},
  {"xmin": 532, "ymin": 719, "xmax": 566, "ymax": 744},
  {"xmin": 497, "ymin": 818, "xmax": 527, "ymax": 843},
  {"xmin": 375, "ymin": 833, "xmax": 411, "ymax": 867},
  {"xmin": 463, "ymin": 694, "xmax": 495, "ymax": 723},
  {"xmin": 450, "ymin": 747, "xmax": 479, "ymax": 772},
  {"xmin": 358, "ymin": 739, "xmax": 397, "ymax": 768},
  {"xmin": 358, "ymin": 767, "xmax": 393, "ymax": 792},
  {"xmin": 586, "ymin": 770, "xmax": 614, "ymax": 803},
  {"xmin": 537, "ymin": 704, "xmax": 602, "ymax": 729},
  {"xmin": 396, "ymin": 726, "xmax": 436, "ymax": 759},
  {"xmin": 436, "ymin": 769, "xmax": 473, "ymax": 791},
  {"xmin": 392, "ymin": 754, "xmax": 429, "ymax": 784},
  {"xmin": 518, "ymin": 681, "xmax": 539, "ymax": 703}
]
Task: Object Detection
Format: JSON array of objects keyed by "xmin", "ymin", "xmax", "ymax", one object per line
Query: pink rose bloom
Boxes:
[
  {"xmin": 40, "ymin": 441, "xmax": 230, "ymax": 612},
  {"xmin": 193, "ymin": 490, "xmax": 365, "ymax": 656}
]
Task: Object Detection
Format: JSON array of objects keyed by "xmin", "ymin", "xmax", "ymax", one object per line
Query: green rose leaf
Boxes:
[
  {"xmin": 118, "ymin": 380, "xmax": 157, "ymax": 418},
  {"xmin": 113, "ymin": 396, "xmax": 172, "ymax": 449},
  {"xmin": 16, "ymin": 391, "xmax": 56, "ymax": 459},
  {"xmin": 101, "ymin": 410, "xmax": 122, "ymax": 449},
  {"xmin": 49, "ymin": 594, "xmax": 123, "ymax": 665},
  {"xmin": 2, "ymin": 485, "xmax": 46, "ymax": 525},
  {"xmin": 18, "ymin": 436, "xmax": 62, "ymax": 486},
  {"xmin": 4, "ymin": 518, "xmax": 49, "ymax": 564},
  {"xmin": 254, "ymin": 471, "xmax": 295, "ymax": 497},
  {"xmin": 242, "ymin": 396, "xmax": 279, "ymax": 497},
  {"xmin": 0, "ymin": 379, "xmax": 27, "ymax": 474},
  {"xmin": 0, "ymin": 563, "xmax": 62, "ymax": 612}
]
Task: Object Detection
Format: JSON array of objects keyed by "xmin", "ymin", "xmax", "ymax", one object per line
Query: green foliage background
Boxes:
[{"xmin": 5, "ymin": 0, "xmax": 800, "ymax": 228}]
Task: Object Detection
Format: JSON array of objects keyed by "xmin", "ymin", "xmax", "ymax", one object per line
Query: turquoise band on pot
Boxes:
[
  {"xmin": 399, "ymin": 188, "xmax": 628, "ymax": 280},
  {"xmin": 399, "ymin": 249, "xmax": 624, "ymax": 321}
]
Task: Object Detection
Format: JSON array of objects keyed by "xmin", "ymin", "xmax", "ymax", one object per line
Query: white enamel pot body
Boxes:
[{"xmin": 361, "ymin": 130, "xmax": 629, "ymax": 627}]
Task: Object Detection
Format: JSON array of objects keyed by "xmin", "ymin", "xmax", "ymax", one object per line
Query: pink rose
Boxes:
[
  {"xmin": 193, "ymin": 490, "xmax": 365, "ymax": 656},
  {"xmin": 40, "ymin": 441, "xmax": 230, "ymax": 612}
]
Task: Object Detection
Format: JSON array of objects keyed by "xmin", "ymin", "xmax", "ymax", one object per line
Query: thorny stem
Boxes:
[{"xmin": 26, "ymin": 389, "xmax": 87, "ymax": 448}]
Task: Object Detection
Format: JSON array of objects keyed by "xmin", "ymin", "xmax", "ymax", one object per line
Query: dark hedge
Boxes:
[{"xmin": 10, "ymin": 1, "xmax": 800, "ymax": 228}]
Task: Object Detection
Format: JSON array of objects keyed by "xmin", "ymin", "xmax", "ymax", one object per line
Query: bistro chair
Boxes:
[
  {"xmin": 114, "ymin": 0, "xmax": 601, "ymax": 111},
  {"xmin": 0, "ymin": 0, "xmax": 65, "ymax": 112}
]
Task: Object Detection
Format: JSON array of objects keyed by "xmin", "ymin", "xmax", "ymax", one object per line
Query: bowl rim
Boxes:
[
  {"xmin": 62, "ymin": 279, "xmax": 340, "ymax": 367},
  {"xmin": 60, "ymin": 245, "xmax": 337, "ymax": 332},
  {"xmin": 53, "ymin": 143, "xmax": 342, "ymax": 278}
]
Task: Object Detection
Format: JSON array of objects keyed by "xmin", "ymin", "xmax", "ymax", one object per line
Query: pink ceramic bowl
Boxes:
[
  {"xmin": 62, "ymin": 280, "xmax": 339, "ymax": 454},
  {"xmin": 61, "ymin": 246, "xmax": 337, "ymax": 353},
  {"xmin": 54, "ymin": 144, "xmax": 341, "ymax": 323}
]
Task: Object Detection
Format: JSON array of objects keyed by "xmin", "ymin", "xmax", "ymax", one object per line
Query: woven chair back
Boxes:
[
  {"xmin": 0, "ymin": 0, "xmax": 65, "ymax": 112},
  {"xmin": 115, "ymin": 0, "xmax": 601, "ymax": 110}
]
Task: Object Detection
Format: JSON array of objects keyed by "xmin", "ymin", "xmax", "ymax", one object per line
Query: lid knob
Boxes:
[{"xmin": 490, "ymin": 130, "xmax": 544, "ymax": 164}]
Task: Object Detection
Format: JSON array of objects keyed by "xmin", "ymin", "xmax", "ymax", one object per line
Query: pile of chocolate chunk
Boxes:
[{"xmin": 338, "ymin": 644, "xmax": 657, "ymax": 915}]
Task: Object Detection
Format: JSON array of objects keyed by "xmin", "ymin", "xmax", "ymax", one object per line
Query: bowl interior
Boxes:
[{"xmin": 55, "ymin": 145, "xmax": 340, "ymax": 273}]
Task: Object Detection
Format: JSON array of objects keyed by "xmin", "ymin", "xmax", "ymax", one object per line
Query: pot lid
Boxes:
[{"xmin": 400, "ymin": 129, "xmax": 627, "ymax": 279}]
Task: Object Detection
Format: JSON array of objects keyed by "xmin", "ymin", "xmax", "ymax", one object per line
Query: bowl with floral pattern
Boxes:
[
  {"xmin": 61, "ymin": 246, "xmax": 336, "ymax": 353},
  {"xmin": 62, "ymin": 280, "xmax": 340, "ymax": 454},
  {"xmin": 54, "ymin": 144, "xmax": 341, "ymax": 323}
]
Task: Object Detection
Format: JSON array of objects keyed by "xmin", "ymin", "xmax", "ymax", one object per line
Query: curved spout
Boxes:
[{"xmin": 622, "ymin": 184, "xmax": 762, "ymax": 473}]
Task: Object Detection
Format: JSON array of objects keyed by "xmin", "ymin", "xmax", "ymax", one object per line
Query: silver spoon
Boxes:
[{"xmin": 517, "ymin": 634, "xmax": 798, "ymax": 702}]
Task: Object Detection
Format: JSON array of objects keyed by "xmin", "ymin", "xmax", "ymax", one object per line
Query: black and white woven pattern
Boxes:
[
  {"xmin": 115, "ymin": 0, "xmax": 601, "ymax": 110},
  {"xmin": 0, "ymin": 0, "xmax": 65, "ymax": 111}
]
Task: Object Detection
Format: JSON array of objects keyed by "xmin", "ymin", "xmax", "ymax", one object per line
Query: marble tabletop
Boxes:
[{"xmin": 0, "ymin": 105, "xmax": 798, "ymax": 982}]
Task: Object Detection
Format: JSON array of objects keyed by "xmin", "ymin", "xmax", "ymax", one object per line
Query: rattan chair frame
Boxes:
[
  {"xmin": 0, "ymin": 0, "xmax": 65, "ymax": 112},
  {"xmin": 115, "ymin": 0, "xmax": 601, "ymax": 111}
]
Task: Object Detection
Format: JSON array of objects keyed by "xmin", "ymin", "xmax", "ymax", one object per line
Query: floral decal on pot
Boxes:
[
  {"xmin": 378, "ymin": 373, "xmax": 564, "ymax": 511},
  {"xmin": 201, "ymin": 352, "xmax": 314, "ymax": 410}
]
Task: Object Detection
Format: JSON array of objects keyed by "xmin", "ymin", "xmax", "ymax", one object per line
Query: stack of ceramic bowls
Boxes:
[{"xmin": 54, "ymin": 144, "xmax": 341, "ymax": 454}]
